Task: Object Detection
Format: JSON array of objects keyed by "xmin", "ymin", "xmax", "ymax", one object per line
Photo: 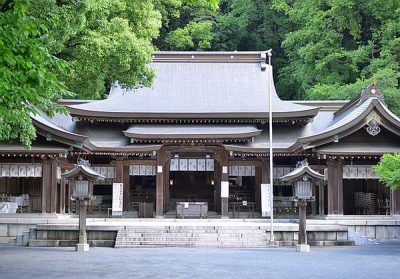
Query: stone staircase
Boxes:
[
  {"xmin": 0, "ymin": 228, "xmax": 34, "ymax": 246},
  {"xmin": 115, "ymin": 226, "xmax": 270, "ymax": 248}
]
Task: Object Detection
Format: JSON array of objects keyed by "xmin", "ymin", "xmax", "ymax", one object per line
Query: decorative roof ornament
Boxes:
[
  {"xmin": 365, "ymin": 111, "xmax": 382, "ymax": 136},
  {"xmin": 357, "ymin": 84, "xmax": 385, "ymax": 107},
  {"xmin": 366, "ymin": 118, "xmax": 381, "ymax": 136}
]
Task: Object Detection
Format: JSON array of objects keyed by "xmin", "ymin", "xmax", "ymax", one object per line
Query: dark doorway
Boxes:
[
  {"xmin": 169, "ymin": 171, "xmax": 214, "ymax": 205},
  {"xmin": 343, "ymin": 179, "xmax": 390, "ymax": 215}
]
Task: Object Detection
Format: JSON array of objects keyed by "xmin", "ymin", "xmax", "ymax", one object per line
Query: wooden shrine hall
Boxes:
[{"xmin": 0, "ymin": 51, "xmax": 400, "ymax": 218}]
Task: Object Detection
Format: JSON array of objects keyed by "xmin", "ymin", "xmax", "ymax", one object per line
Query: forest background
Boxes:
[{"xmin": 0, "ymin": 0, "xmax": 399, "ymax": 147}]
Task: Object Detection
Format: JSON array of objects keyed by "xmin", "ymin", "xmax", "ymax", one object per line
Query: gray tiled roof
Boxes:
[
  {"xmin": 280, "ymin": 164, "xmax": 324, "ymax": 181},
  {"xmin": 0, "ymin": 142, "xmax": 68, "ymax": 153},
  {"xmin": 223, "ymin": 125, "xmax": 306, "ymax": 152},
  {"xmin": 73, "ymin": 124, "xmax": 161, "ymax": 151},
  {"xmin": 69, "ymin": 56, "xmax": 318, "ymax": 118},
  {"xmin": 316, "ymin": 142, "xmax": 400, "ymax": 155},
  {"xmin": 124, "ymin": 125, "xmax": 261, "ymax": 139},
  {"xmin": 62, "ymin": 165, "xmax": 105, "ymax": 181},
  {"xmin": 297, "ymin": 97, "xmax": 400, "ymax": 146}
]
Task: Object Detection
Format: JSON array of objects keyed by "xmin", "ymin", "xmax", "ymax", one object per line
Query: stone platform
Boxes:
[{"xmin": 0, "ymin": 214, "xmax": 399, "ymax": 248}]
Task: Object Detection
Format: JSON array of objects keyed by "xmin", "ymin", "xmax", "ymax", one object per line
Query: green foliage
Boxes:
[
  {"xmin": 0, "ymin": 0, "xmax": 67, "ymax": 148},
  {"xmin": 156, "ymin": 1, "xmax": 217, "ymax": 51},
  {"xmin": 184, "ymin": 0, "xmax": 219, "ymax": 10},
  {"xmin": 28, "ymin": 0, "xmax": 162, "ymax": 99},
  {"xmin": 165, "ymin": 21, "xmax": 214, "ymax": 50},
  {"xmin": 374, "ymin": 153, "xmax": 400, "ymax": 190},
  {"xmin": 211, "ymin": 0, "xmax": 291, "ymax": 97},
  {"xmin": 275, "ymin": 0, "xmax": 400, "ymax": 105}
]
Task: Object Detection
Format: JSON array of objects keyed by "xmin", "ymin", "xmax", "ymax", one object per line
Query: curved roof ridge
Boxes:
[
  {"xmin": 293, "ymin": 97, "xmax": 400, "ymax": 150},
  {"xmin": 31, "ymin": 112, "xmax": 92, "ymax": 150},
  {"xmin": 334, "ymin": 84, "xmax": 385, "ymax": 118},
  {"xmin": 68, "ymin": 54, "xmax": 319, "ymax": 120}
]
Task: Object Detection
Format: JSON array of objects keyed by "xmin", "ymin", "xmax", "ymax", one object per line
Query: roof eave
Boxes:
[{"xmin": 68, "ymin": 107, "xmax": 320, "ymax": 121}]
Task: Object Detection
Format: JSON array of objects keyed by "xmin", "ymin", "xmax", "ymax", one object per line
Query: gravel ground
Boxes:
[{"xmin": 0, "ymin": 241, "xmax": 399, "ymax": 279}]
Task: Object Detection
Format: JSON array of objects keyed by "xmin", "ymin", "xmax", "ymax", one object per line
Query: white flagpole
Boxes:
[{"xmin": 267, "ymin": 50, "xmax": 274, "ymax": 242}]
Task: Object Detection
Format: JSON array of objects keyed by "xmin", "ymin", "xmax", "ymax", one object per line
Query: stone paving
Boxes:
[{"xmin": 0, "ymin": 241, "xmax": 399, "ymax": 279}]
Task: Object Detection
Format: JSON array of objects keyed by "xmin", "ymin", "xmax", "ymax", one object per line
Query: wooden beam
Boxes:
[
  {"xmin": 228, "ymin": 160, "xmax": 263, "ymax": 167},
  {"xmin": 121, "ymin": 159, "xmax": 156, "ymax": 167}
]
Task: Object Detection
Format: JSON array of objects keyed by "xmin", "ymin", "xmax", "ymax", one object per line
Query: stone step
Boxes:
[
  {"xmin": 116, "ymin": 239, "xmax": 266, "ymax": 243},
  {"xmin": 115, "ymin": 225, "xmax": 269, "ymax": 248},
  {"xmin": 29, "ymin": 239, "xmax": 115, "ymax": 247},
  {"xmin": 115, "ymin": 240, "xmax": 268, "ymax": 246},
  {"xmin": 274, "ymin": 240, "xmax": 355, "ymax": 247},
  {"xmin": 120, "ymin": 226, "xmax": 267, "ymax": 230},
  {"xmin": 120, "ymin": 229, "xmax": 267, "ymax": 234},
  {"xmin": 115, "ymin": 242, "xmax": 267, "ymax": 248},
  {"xmin": 117, "ymin": 232, "xmax": 266, "ymax": 237},
  {"xmin": 0, "ymin": 236, "xmax": 16, "ymax": 246},
  {"xmin": 29, "ymin": 239, "xmax": 76, "ymax": 247}
]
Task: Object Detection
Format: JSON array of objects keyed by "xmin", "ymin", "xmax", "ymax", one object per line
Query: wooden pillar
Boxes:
[
  {"xmin": 50, "ymin": 159, "xmax": 57, "ymax": 214},
  {"xmin": 123, "ymin": 165, "xmax": 130, "ymax": 211},
  {"xmin": 164, "ymin": 158, "xmax": 170, "ymax": 213},
  {"xmin": 311, "ymin": 184, "xmax": 317, "ymax": 215},
  {"xmin": 67, "ymin": 181, "xmax": 72, "ymax": 213},
  {"xmin": 156, "ymin": 150, "xmax": 164, "ymax": 217},
  {"xmin": 391, "ymin": 189, "xmax": 400, "ymax": 215},
  {"xmin": 318, "ymin": 182, "xmax": 325, "ymax": 215},
  {"xmin": 255, "ymin": 166, "xmax": 262, "ymax": 212},
  {"xmin": 214, "ymin": 162, "xmax": 221, "ymax": 213},
  {"xmin": 60, "ymin": 177, "xmax": 66, "ymax": 214},
  {"xmin": 41, "ymin": 160, "xmax": 51, "ymax": 213},
  {"xmin": 327, "ymin": 159, "xmax": 343, "ymax": 215},
  {"xmin": 220, "ymin": 151, "xmax": 229, "ymax": 218}
]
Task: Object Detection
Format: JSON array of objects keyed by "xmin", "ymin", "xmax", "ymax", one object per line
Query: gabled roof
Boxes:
[
  {"xmin": 31, "ymin": 111, "xmax": 92, "ymax": 150},
  {"xmin": 293, "ymin": 85, "xmax": 400, "ymax": 150},
  {"xmin": 68, "ymin": 51, "xmax": 319, "ymax": 120},
  {"xmin": 280, "ymin": 160, "xmax": 324, "ymax": 181},
  {"xmin": 62, "ymin": 165, "xmax": 104, "ymax": 181}
]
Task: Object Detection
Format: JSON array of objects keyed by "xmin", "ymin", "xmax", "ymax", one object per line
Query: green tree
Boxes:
[
  {"xmin": 156, "ymin": 1, "xmax": 217, "ymax": 51},
  {"xmin": 374, "ymin": 153, "xmax": 400, "ymax": 190},
  {"xmin": 212, "ymin": 0, "xmax": 291, "ymax": 98},
  {"xmin": 0, "ymin": 0, "xmax": 67, "ymax": 148},
  {"xmin": 274, "ymin": 0, "xmax": 400, "ymax": 113},
  {"xmin": 28, "ymin": 0, "xmax": 162, "ymax": 99},
  {"xmin": 165, "ymin": 21, "xmax": 214, "ymax": 50}
]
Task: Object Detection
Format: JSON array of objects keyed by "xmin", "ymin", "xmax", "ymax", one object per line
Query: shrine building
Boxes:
[{"xmin": 1, "ymin": 51, "xmax": 399, "ymax": 218}]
